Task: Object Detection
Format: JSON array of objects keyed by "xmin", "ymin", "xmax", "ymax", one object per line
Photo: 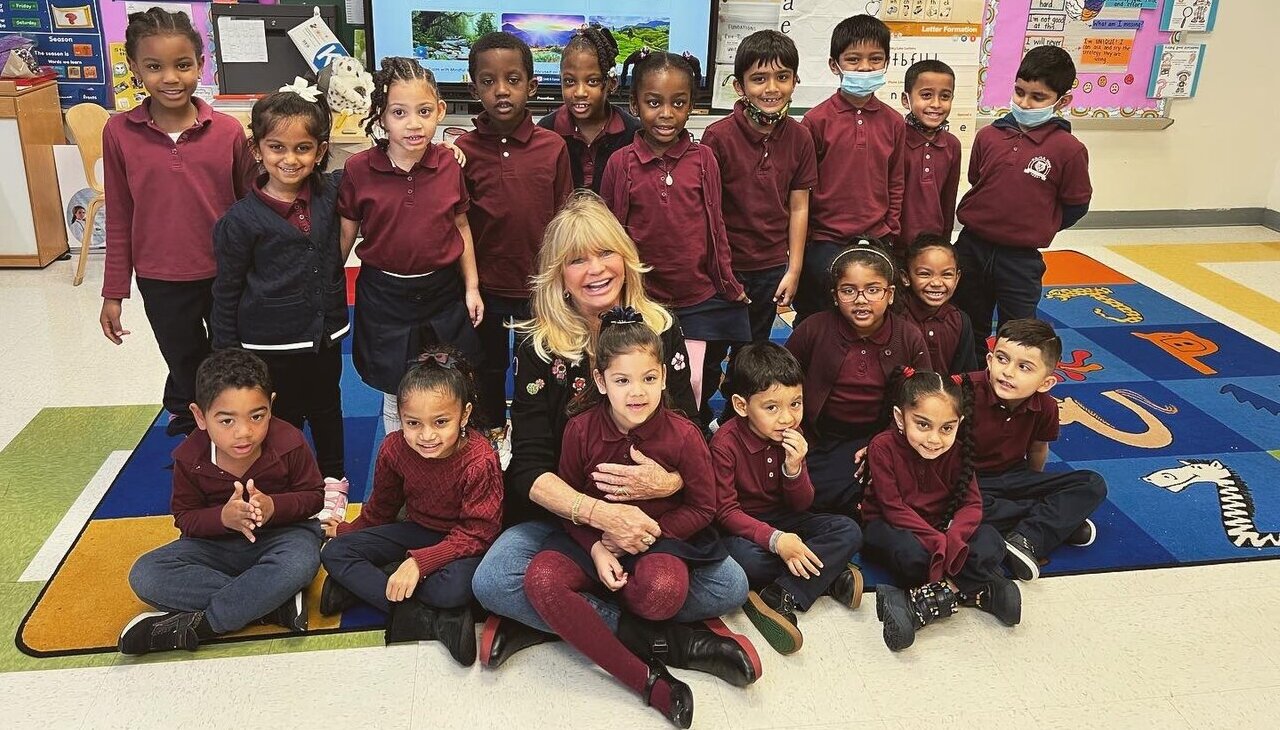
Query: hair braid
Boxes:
[
  {"xmin": 565, "ymin": 24, "xmax": 620, "ymax": 81},
  {"xmin": 363, "ymin": 57, "xmax": 439, "ymax": 145},
  {"xmin": 125, "ymin": 7, "xmax": 203, "ymax": 61},
  {"xmin": 938, "ymin": 373, "xmax": 976, "ymax": 528}
]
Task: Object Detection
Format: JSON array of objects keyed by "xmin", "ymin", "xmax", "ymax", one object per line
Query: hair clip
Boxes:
[
  {"xmin": 902, "ymin": 366, "xmax": 916, "ymax": 379},
  {"xmin": 600, "ymin": 305, "xmax": 644, "ymax": 329},
  {"xmin": 409, "ymin": 350, "xmax": 458, "ymax": 369},
  {"xmin": 279, "ymin": 76, "xmax": 322, "ymax": 103},
  {"xmin": 951, "ymin": 374, "xmax": 964, "ymax": 385}
]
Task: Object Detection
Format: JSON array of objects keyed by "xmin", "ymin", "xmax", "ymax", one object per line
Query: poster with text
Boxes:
[
  {"xmin": 1147, "ymin": 42, "xmax": 1203, "ymax": 98},
  {"xmin": 0, "ymin": 0, "xmax": 109, "ymax": 106}
]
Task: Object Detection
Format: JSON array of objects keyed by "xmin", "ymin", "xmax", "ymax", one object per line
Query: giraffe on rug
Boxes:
[{"xmin": 1143, "ymin": 459, "xmax": 1280, "ymax": 548}]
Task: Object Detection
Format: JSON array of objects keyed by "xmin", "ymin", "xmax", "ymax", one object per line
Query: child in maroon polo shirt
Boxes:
[
  {"xmin": 953, "ymin": 47, "xmax": 1092, "ymax": 360},
  {"xmin": 702, "ymin": 31, "xmax": 818, "ymax": 346},
  {"xmin": 321, "ymin": 350, "xmax": 503, "ymax": 666},
  {"xmin": 537, "ymin": 24, "xmax": 642, "ymax": 193},
  {"xmin": 601, "ymin": 52, "xmax": 749, "ymax": 432},
  {"xmin": 963, "ymin": 319, "xmax": 1106, "ymax": 582},
  {"xmin": 899, "ymin": 234, "xmax": 979, "ymax": 375},
  {"xmin": 794, "ymin": 14, "xmax": 904, "ymax": 322},
  {"xmin": 897, "ymin": 60, "xmax": 962, "ymax": 251},
  {"xmin": 457, "ymin": 32, "xmax": 574, "ymax": 435},
  {"xmin": 866, "ymin": 368, "xmax": 1020, "ymax": 652},
  {"xmin": 99, "ymin": 8, "xmax": 256, "ymax": 438},
  {"xmin": 713, "ymin": 343, "xmax": 862, "ymax": 656},
  {"xmin": 120, "ymin": 349, "xmax": 323, "ymax": 656}
]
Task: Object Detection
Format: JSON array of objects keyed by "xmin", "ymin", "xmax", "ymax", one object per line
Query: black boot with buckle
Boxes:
[
  {"xmin": 876, "ymin": 581, "xmax": 959, "ymax": 651},
  {"xmin": 617, "ymin": 614, "xmax": 760, "ymax": 687}
]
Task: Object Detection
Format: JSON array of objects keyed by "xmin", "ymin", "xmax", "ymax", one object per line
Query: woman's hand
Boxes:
[
  {"xmin": 593, "ymin": 446, "xmax": 682, "ymax": 502},
  {"xmin": 594, "ymin": 502, "xmax": 661, "ymax": 555}
]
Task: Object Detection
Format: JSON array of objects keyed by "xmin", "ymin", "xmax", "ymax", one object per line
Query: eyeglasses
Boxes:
[{"xmin": 835, "ymin": 285, "xmax": 890, "ymax": 303}]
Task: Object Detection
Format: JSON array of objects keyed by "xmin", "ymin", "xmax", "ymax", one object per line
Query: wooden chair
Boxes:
[{"xmin": 64, "ymin": 103, "xmax": 109, "ymax": 286}]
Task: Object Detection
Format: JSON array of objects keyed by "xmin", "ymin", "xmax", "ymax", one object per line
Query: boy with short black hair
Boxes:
[
  {"xmin": 898, "ymin": 59, "xmax": 962, "ymax": 250},
  {"xmin": 963, "ymin": 319, "xmax": 1106, "ymax": 582},
  {"xmin": 953, "ymin": 46, "xmax": 1092, "ymax": 359},
  {"xmin": 120, "ymin": 348, "xmax": 324, "ymax": 655},
  {"xmin": 459, "ymin": 31, "xmax": 573, "ymax": 436},
  {"xmin": 795, "ymin": 14, "xmax": 904, "ymax": 322},
  {"xmin": 712, "ymin": 343, "xmax": 863, "ymax": 655},
  {"xmin": 702, "ymin": 31, "xmax": 818, "ymax": 344}
]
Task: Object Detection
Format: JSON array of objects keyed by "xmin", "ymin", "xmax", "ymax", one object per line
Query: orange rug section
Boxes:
[{"xmin": 1041, "ymin": 250, "xmax": 1135, "ymax": 286}]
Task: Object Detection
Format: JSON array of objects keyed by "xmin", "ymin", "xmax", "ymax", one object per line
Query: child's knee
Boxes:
[
  {"xmin": 830, "ymin": 515, "xmax": 864, "ymax": 554},
  {"xmin": 1081, "ymin": 470, "xmax": 1108, "ymax": 503},
  {"xmin": 626, "ymin": 557, "xmax": 688, "ymax": 621}
]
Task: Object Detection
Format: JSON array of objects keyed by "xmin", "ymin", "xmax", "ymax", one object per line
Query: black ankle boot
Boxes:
[
  {"xmin": 479, "ymin": 615, "xmax": 558, "ymax": 669},
  {"xmin": 385, "ymin": 601, "xmax": 437, "ymax": 645},
  {"xmin": 617, "ymin": 615, "xmax": 760, "ymax": 687},
  {"xmin": 432, "ymin": 604, "xmax": 477, "ymax": 666},
  {"xmin": 960, "ymin": 577, "xmax": 1022, "ymax": 627},
  {"xmin": 319, "ymin": 576, "xmax": 357, "ymax": 616},
  {"xmin": 742, "ymin": 583, "xmax": 803, "ymax": 654},
  {"xmin": 643, "ymin": 659, "xmax": 694, "ymax": 729},
  {"xmin": 877, "ymin": 581, "xmax": 958, "ymax": 651}
]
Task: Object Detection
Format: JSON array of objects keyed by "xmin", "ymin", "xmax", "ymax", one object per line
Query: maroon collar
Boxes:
[
  {"xmin": 974, "ymin": 370, "xmax": 1045, "ymax": 415},
  {"xmin": 726, "ymin": 415, "xmax": 782, "ymax": 455},
  {"xmin": 632, "ymin": 129, "xmax": 694, "ymax": 165},
  {"xmin": 835, "ymin": 309, "xmax": 895, "ymax": 345},
  {"xmin": 597, "ymin": 402, "xmax": 670, "ymax": 443},
  {"xmin": 125, "ymin": 96, "xmax": 214, "ymax": 134},
  {"xmin": 252, "ymin": 173, "xmax": 312, "ymax": 218},
  {"xmin": 730, "ymin": 101, "xmax": 774, "ymax": 144},
  {"xmin": 473, "ymin": 109, "xmax": 536, "ymax": 142},
  {"xmin": 830, "ymin": 91, "xmax": 885, "ymax": 115},
  {"xmin": 367, "ymin": 143, "xmax": 440, "ymax": 174},
  {"xmin": 552, "ymin": 104, "xmax": 627, "ymax": 141},
  {"xmin": 903, "ymin": 293, "xmax": 953, "ymax": 322},
  {"xmin": 904, "ymin": 123, "xmax": 945, "ymax": 149},
  {"xmin": 171, "ymin": 417, "xmax": 303, "ymax": 473}
]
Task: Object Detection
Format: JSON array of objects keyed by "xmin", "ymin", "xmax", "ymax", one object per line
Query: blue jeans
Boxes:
[
  {"xmin": 321, "ymin": 521, "xmax": 479, "ymax": 613},
  {"xmin": 473, "ymin": 520, "xmax": 749, "ymax": 633},
  {"xmin": 128, "ymin": 521, "xmax": 322, "ymax": 634}
]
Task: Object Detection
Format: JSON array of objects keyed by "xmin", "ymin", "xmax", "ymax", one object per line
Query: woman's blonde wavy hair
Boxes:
[{"xmin": 513, "ymin": 190, "xmax": 673, "ymax": 363}]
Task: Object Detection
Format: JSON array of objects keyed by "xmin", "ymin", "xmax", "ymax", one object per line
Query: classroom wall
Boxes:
[{"xmin": 1069, "ymin": 2, "xmax": 1280, "ymax": 213}]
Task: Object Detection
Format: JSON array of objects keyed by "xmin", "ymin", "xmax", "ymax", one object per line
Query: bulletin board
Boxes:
[
  {"xmin": 977, "ymin": 0, "xmax": 1172, "ymax": 121},
  {"xmin": 0, "ymin": 0, "xmax": 109, "ymax": 107}
]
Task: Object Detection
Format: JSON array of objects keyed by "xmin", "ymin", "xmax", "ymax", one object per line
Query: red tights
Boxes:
[{"xmin": 524, "ymin": 550, "xmax": 689, "ymax": 710}]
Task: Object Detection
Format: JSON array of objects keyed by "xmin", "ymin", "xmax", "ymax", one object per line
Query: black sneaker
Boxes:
[
  {"xmin": 118, "ymin": 611, "xmax": 203, "ymax": 655},
  {"xmin": 1003, "ymin": 532, "xmax": 1040, "ymax": 581},
  {"xmin": 876, "ymin": 585, "xmax": 917, "ymax": 652},
  {"xmin": 827, "ymin": 563, "xmax": 865, "ymax": 609},
  {"xmin": 1066, "ymin": 518, "xmax": 1097, "ymax": 547},
  {"xmin": 742, "ymin": 583, "xmax": 803, "ymax": 655},
  {"xmin": 961, "ymin": 578, "xmax": 1022, "ymax": 627},
  {"xmin": 319, "ymin": 576, "xmax": 358, "ymax": 616},
  {"xmin": 164, "ymin": 414, "xmax": 196, "ymax": 437},
  {"xmin": 260, "ymin": 590, "xmax": 307, "ymax": 632}
]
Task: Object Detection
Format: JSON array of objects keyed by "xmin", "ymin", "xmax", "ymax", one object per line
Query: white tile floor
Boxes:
[{"xmin": 2, "ymin": 228, "xmax": 1278, "ymax": 729}]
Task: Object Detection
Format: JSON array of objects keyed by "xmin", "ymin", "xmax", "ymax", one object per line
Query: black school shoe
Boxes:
[
  {"xmin": 479, "ymin": 614, "xmax": 559, "ymax": 669},
  {"xmin": 257, "ymin": 590, "xmax": 307, "ymax": 632},
  {"xmin": 118, "ymin": 610, "xmax": 203, "ymax": 655},
  {"xmin": 827, "ymin": 563, "xmax": 865, "ymax": 609},
  {"xmin": 643, "ymin": 659, "xmax": 694, "ymax": 729},
  {"xmin": 960, "ymin": 577, "xmax": 1022, "ymax": 627},
  {"xmin": 742, "ymin": 583, "xmax": 803, "ymax": 655},
  {"xmin": 319, "ymin": 576, "xmax": 357, "ymax": 616},
  {"xmin": 385, "ymin": 601, "xmax": 476, "ymax": 666},
  {"xmin": 1002, "ymin": 532, "xmax": 1041, "ymax": 581},
  {"xmin": 164, "ymin": 414, "xmax": 196, "ymax": 438},
  {"xmin": 1066, "ymin": 518, "xmax": 1097, "ymax": 547}
]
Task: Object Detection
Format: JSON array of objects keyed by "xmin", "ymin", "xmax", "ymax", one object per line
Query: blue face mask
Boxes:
[
  {"xmin": 1009, "ymin": 98, "xmax": 1059, "ymax": 128},
  {"xmin": 839, "ymin": 68, "xmax": 886, "ymax": 97}
]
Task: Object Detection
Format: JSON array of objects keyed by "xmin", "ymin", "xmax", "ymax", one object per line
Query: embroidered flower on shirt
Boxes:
[
  {"xmin": 526, "ymin": 378, "xmax": 545, "ymax": 395},
  {"xmin": 551, "ymin": 358, "xmax": 567, "ymax": 383},
  {"xmin": 671, "ymin": 352, "xmax": 687, "ymax": 371},
  {"xmin": 572, "ymin": 376, "xmax": 587, "ymax": 394}
]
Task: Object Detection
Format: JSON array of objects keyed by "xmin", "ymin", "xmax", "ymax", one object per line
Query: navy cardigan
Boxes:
[{"xmin": 211, "ymin": 171, "xmax": 349, "ymax": 352}]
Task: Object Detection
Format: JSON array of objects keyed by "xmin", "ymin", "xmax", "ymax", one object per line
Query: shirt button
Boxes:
[
  {"xmin": 1013, "ymin": 146, "xmax": 1019, "ymax": 152},
  {"xmin": 856, "ymin": 109, "xmax": 862, "ymax": 114},
  {"xmin": 861, "ymin": 349, "xmax": 867, "ymax": 355},
  {"xmin": 928, "ymin": 330, "xmax": 935, "ymax": 337},
  {"xmin": 763, "ymin": 151, "xmax": 769, "ymax": 158},
  {"xmin": 406, "ymin": 176, "xmax": 413, "ymax": 182},
  {"xmin": 501, "ymin": 137, "xmax": 508, "ymax": 143},
  {"xmin": 925, "ymin": 154, "xmax": 931, "ymax": 160},
  {"xmin": 768, "ymin": 472, "xmax": 775, "ymax": 478},
  {"xmin": 857, "ymin": 120, "xmax": 864, "ymax": 125},
  {"xmin": 924, "ymin": 167, "xmax": 930, "ymax": 173},
  {"xmin": 407, "ymin": 189, "xmax": 414, "ymax": 195},
  {"xmin": 503, "ymin": 151, "xmax": 510, "ymax": 158},
  {"xmin": 766, "ymin": 457, "xmax": 773, "ymax": 464},
  {"xmin": 298, "ymin": 214, "xmax": 306, "ymax": 220}
]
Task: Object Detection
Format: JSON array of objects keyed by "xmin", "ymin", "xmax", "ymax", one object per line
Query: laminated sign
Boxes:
[{"xmin": 288, "ymin": 9, "xmax": 350, "ymax": 73}]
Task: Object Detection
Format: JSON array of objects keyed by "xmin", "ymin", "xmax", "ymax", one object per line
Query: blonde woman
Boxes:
[{"xmin": 472, "ymin": 191, "xmax": 757, "ymax": 686}]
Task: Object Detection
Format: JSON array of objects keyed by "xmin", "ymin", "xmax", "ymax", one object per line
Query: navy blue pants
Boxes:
[
  {"xmin": 257, "ymin": 342, "xmax": 345, "ymax": 479},
  {"xmin": 725, "ymin": 510, "xmax": 862, "ymax": 610},
  {"xmin": 978, "ymin": 465, "xmax": 1107, "ymax": 556},
  {"xmin": 476, "ymin": 293, "xmax": 531, "ymax": 428},
  {"xmin": 951, "ymin": 229, "xmax": 1047, "ymax": 361},
  {"xmin": 805, "ymin": 434, "xmax": 870, "ymax": 518},
  {"xmin": 136, "ymin": 277, "xmax": 214, "ymax": 428},
  {"xmin": 321, "ymin": 522, "xmax": 480, "ymax": 614},
  {"xmin": 793, "ymin": 240, "xmax": 844, "ymax": 325},
  {"xmin": 863, "ymin": 520, "xmax": 1006, "ymax": 593},
  {"xmin": 734, "ymin": 265, "xmax": 787, "ymax": 344}
]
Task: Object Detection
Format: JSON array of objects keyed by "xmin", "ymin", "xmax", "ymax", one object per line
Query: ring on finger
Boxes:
[{"xmin": 642, "ymin": 535, "xmax": 654, "ymax": 545}]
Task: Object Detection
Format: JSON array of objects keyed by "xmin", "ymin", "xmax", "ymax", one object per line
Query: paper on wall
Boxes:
[
  {"xmin": 217, "ymin": 17, "xmax": 269, "ymax": 64},
  {"xmin": 287, "ymin": 10, "xmax": 351, "ymax": 73},
  {"xmin": 123, "ymin": 2, "xmax": 191, "ymax": 15},
  {"xmin": 717, "ymin": 2, "xmax": 782, "ymax": 65},
  {"xmin": 345, "ymin": 0, "xmax": 365, "ymax": 26},
  {"xmin": 1147, "ymin": 42, "xmax": 1203, "ymax": 98}
]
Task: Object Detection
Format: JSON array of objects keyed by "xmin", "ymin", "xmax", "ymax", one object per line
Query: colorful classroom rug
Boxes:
[{"xmin": 16, "ymin": 251, "xmax": 1280, "ymax": 657}]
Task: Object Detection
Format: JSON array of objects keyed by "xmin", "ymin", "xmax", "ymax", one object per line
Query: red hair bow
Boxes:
[
  {"xmin": 951, "ymin": 374, "xmax": 964, "ymax": 385},
  {"xmin": 902, "ymin": 366, "xmax": 916, "ymax": 378}
]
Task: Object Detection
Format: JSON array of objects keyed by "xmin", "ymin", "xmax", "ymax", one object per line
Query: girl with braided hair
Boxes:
[
  {"xmin": 537, "ymin": 24, "xmax": 641, "ymax": 193},
  {"xmin": 338, "ymin": 57, "xmax": 483, "ymax": 434},
  {"xmin": 863, "ymin": 368, "xmax": 1021, "ymax": 651}
]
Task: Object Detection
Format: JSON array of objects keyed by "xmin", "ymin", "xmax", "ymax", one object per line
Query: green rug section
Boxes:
[{"xmin": 0, "ymin": 407, "xmax": 383, "ymax": 673}]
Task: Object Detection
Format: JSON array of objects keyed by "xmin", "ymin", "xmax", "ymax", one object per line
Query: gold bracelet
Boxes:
[
  {"xmin": 571, "ymin": 493, "xmax": 584, "ymax": 525},
  {"xmin": 586, "ymin": 497, "xmax": 599, "ymax": 525}
]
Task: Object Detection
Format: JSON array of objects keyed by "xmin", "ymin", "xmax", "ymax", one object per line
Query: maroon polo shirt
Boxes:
[
  {"xmin": 549, "ymin": 104, "xmax": 627, "ymax": 189},
  {"xmin": 455, "ymin": 111, "xmax": 573, "ymax": 297},
  {"xmin": 956, "ymin": 119, "xmax": 1092, "ymax": 249},
  {"xmin": 701, "ymin": 103, "xmax": 819, "ymax": 271},
  {"xmin": 337, "ymin": 143, "xmax": 469, "ymax": 276},
  {"xmin": 711, "ymin": 416, "xmax": 815, "ymax": 549},
  {"xmin": 967, "ymin": 369, "xmax": 1060, "ymax": 474},
  {"xmin": 786, "ymin": 310, "xmax": 931, "ymax": 431},
  {"xmin": 600, "ymin": 131, "xmax": 744, "ymax": 308},
  {"xmin": 169, "ymin": 418, "xmax": 323, "ymax": 539},
  {"xmin": 899, "ymin": 124, "xmax": 961, "ymax": 248},
  {"xmin": 904, "ymin": 295, "xmax": 965, "ymax": 375},
  {"xmin": 800, "ymin": 92, "xmax": 905, "ymax": 243},
  {"xmin": 864, "ymin": 427, "xmax": 982, "ymax": 582},
  {"xmin": 337, "ymin": 428, "xmax": 503, "ymax": 577},
  {"xmin": 558, "ymin": 402, "xmax": 717, "ymax": 544},
  {"xmin": 102, "ymin": 97, "xmax": 256, "ymax": 299},
  {"xmin": 253, "ymin": 174, "xmax": 312, "ymax": 234}
]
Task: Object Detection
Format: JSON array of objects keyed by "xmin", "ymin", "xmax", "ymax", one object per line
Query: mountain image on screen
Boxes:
[
  {"xmin": 502, "ymin": 14, "xmax": 586, "ymax": 63},
  {"xmin": 588, "ymin": 15, "xmax": 670, "ymax": 72},
  {"xmin": 411, "ymin": 11, "xmax": 499, "ymax": 61}
]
